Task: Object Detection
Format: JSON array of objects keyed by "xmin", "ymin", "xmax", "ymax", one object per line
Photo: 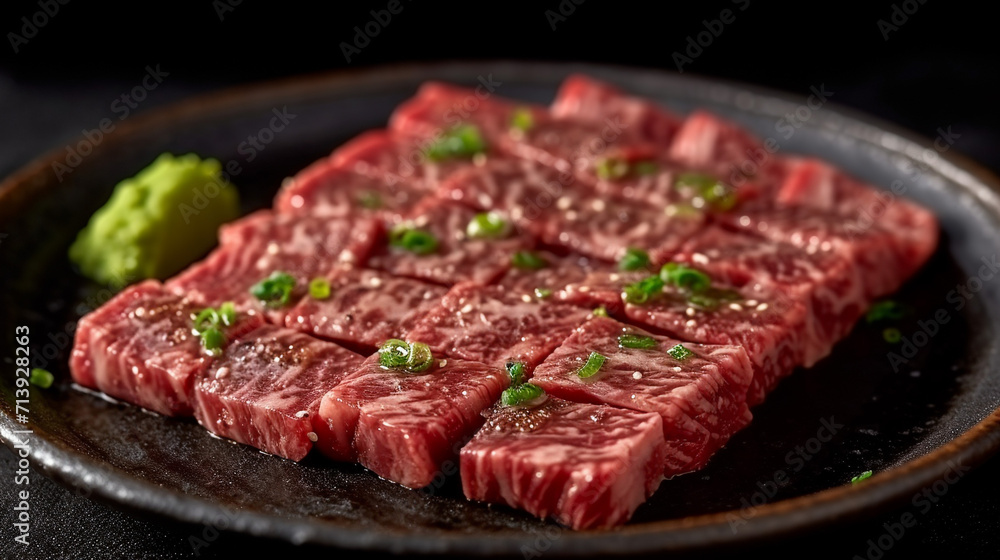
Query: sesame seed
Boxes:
[
  {"xmin": 215, "ymin": 367, "xmax": 230, "ymax": 380},
  {"xmin": 460, "ymin": 304, "xmax": 474, "ymax": 313},
  {"xmin": 439, "ymin": 359, "xmax": 448, "ymax": 367},
  {"xmin": 370, "ymin": 277, "xmax": 383, "ymax": 287},
  {"xmin": 521, "ymin": 294, "xmax": 532, "ymax": 303},
  {"xmin": 591, "ymin": 199, "xmax": 606, "ymax": 211},
  {"xmin": 739, "ymin": 215, "xmax": 751, "ymax": 227},
  {"xmin": 306, "ymin": 432, "xmax": 318, "ymax": 442},
  {"xmin": 686, "ymin": 319, "xmax": 697, "ymax": 327},
  {"xmin": 692, "ymin": 253, "xmax": 709, "ymax": 265},
  {"xmin": 632, "ymin": 372, "xmax": 642, "ymax": 380},
  {"xmin": 729, "ymin": 303, "xmax": 743, "ymax": 312},
  {"xmin": 295, "ymin": 410, "xmax": 309, "ymax": 418},
  {"xmin": 745, "ymin": 300, "xmax": 758, "ymax": 307},
  {"xmin": 557, "ymin": 196, "xmax": 573, "ymax": 210},
  {"xmin": 757, "ymin": 303, "xmax": 769, "ymax": 311},
  {"xmin": 266, "ymin": 242, "xmax": 280, "ymax": 255},
  {"xmin": 686, "ymin": 307, "xmax": 696, "ymax": 317}
]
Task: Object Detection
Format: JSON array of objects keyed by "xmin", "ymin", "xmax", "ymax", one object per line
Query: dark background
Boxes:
[{"xmin": 1, "ymin": 1, "xmax": 998, "ymax": 558}]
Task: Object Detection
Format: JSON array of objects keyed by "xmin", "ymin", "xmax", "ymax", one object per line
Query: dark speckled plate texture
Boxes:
[{"xmin": 2, "ymin": 62, "xmax": 1000, "ymax": 556}]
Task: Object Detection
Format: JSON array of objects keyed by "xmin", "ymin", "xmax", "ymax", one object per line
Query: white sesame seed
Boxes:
[
  {"xmin": 460, "ymin": 304, "xmax": 474, "ymax": 313},
  {"xmin": 686, "ymin": 307, "xmax": 696, "ymax": 317},
  {"xmin": 745, "ymin": 300, "xmax": 758, "ymax": 307},
  {"xmin": 591, "ymin": 199, "xmax": 606, "ymax": 211},
  {"xmin": 756, "ymin": 303, "xmax": 769, "ymax": 311},
  {"xmin": 673, "ymin": 366, "xmax": 682, "ymax": 372},
  {"xmin": 439, "ymin": 359, "xmax": 448, "ymax": 368},
  {"xmin": 266, "ymin": 242, "xmax": 280, "ymax": 255},
  {"xmin": 686, "ymin": 319, "xmax": 697, "ymax": 327},
  {"xmin": 729, "ymin": 303, "xmax": 743, "ymax": 312},
  {"xmin": 692, "ymin": 253, "xmax": 709, "ymax": 265},
  {"xmin": 295, "ymin": 410, "xmax": 309, "ymax": 418},
  {"xmin": 306, "ymin": 432, "xmax": 318, "ymax": 442},
  {"xmin": 739, "ymin": 215, "xmax": 751, "ymax": 227},
  {"xmin": 369, "ymin": 277, "xmax": 382, "ymax": 287},
  {"xmin": 632, "ymin": 372, "xmax": 642, "ymax": 380},
  {"xmin": 557, "ymin": 196, "xmax": 573, "ymax": 210},
  {"xmin": 215, "ymin": 367, "xmax": 230, "ymax": 379}
]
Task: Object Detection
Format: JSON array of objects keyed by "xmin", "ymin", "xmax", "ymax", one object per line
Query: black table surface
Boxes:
[{"xmin": 2, "ymin": 2, "xmax": 999, "ymax": 557}]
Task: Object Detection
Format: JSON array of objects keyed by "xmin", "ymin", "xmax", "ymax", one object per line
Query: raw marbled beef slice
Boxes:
[
  {"xmin": 316, "ymin": 355, "xmax": 508, "ymax": 488},
  {"xmin": 532, "ymin": 317, "xmax": 753, "ymax": 475},
  {"xmin": 69, "ymin": 280, "xmax": 264, "ymax": 416},
  {"xmin": 461, "ymin": 397, "xmax": 665, "ymax": 530},
  {"xmin": 285, "ymin": 266, "xmax": 446, "ymax": 350},
  {"xmin": 192, "ymin": 324, "xmax": 363, "ymax": 461}
]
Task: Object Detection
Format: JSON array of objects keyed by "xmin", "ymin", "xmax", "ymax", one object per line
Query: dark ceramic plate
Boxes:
[{"xmin": 3, "ymin": 62, "xmax": 1000, "ymax": 556}]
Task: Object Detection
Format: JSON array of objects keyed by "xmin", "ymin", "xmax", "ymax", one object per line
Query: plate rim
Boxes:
[{"xmin": 3, "ymin": 60, "xmax": 1000, "ymax": 555}]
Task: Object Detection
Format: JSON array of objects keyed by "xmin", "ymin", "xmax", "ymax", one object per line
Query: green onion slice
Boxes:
[
  {"xmin": 851, "ymin": 470, "xmax": 873, "ymax": 484},
  {"xmin": 389, "ymin": 226, "xmax": 439, "ymax": 255},
  {"xmin": 505, "ymin": 361, "xmax": 526, "ymax": 386},
  {"xmin": 619, "ymin": 247, "xmax": 651, "ymax": 271},
  {"xmin": 577, "ymin": 351, "xmax": 607, "ymax": 379},
  {"xmin": 618, "ymin": 334, "xmax": 658, "ymax": 349},
  {"xmin": 200, "ymin": 327, "xmax": 226, "ymax": 354},
  {"xmin": 218, "ymin": 302, "xmax": 237, "ymax": 327},
  {"xmin": 667, "ymin": 344, "xmax": 695, "ymax": 361},
  {"xmin": 357, "ymin": 190, "xmax": 382, "ymax": 209},
  {"xmin": 250, "ymin": 271, "xmax": 297, "ymax": 307},
  {"xmin": 534, "ymin": 287, "xmax": 552, "ymax": 299},
  {"xmin": 592, "ymin": 306, "xmax": 609, "ymax": 317},
  {"xmin": 882, "ymin": 327, "xmax": 902, "ymax": 344},
  {"xmin": 660, "ymin": 262, "xmax": 711, "ymax": 292},
  {"xmin": 623, "ymin": 275, "xmax": 665, "ymax": 305},
  {"xmin": 378, "ymin": 339, "xmax": 434, "ymax": 373},
  {"xmin": 595, "ymin": 157, "xmax": 629, "ymax": 180},
  {"xmin": 511, "ymin": 250, "xmax": 548, "ymax": 270},
  {"xmin": 378, "ymin": 339, "xmax": 410, "ymax": 368},
  {"xmin": 466, "ymin": 212, "xmax": 510, "ymax": 239},
  {"xmin": 674, "ymin": 173, "xmax": 737, "ymax": 211},
  {"xmin": 193, "ymin": 308, "xmax": 221, "ymax": 333},
  {"xmin": 510, "ymin": 107, "xmax": 534, "ymax": 132},
  {"xmin": 866, "ymin": 300, "xmax": 905, "ymax": 323},
  {"xmin": 309, "ymin": 278, "xmax": 332, "ymax": 300},
  {"xmin": 29, "ymin": 368, "xmax": 54, "ymax": 389},
  {"xmin": 501, "ymin": 383, "xmax": 546, "ymax": 407},
  {"xmin": 426, "ymin": 124, "xmax": 487, "ymax": 161}
]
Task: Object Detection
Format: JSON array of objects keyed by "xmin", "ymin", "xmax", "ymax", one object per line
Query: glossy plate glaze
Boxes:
[{"xmin": 2, "ymin": 62, "xmax": 1000, "ymax": 555}]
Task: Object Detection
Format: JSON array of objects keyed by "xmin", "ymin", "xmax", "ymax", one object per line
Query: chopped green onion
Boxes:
[
  {"xmin": 218, "ymin": 302, "xmax": 237, "ymax": 327},
  {"xmin": 882, "ymin": 327, "xmax": 902, "ymax": 344},
  {"xmin": 426, "ymin": 124, "xmax": 487, "ymax": 161},
  {"xmin": 866, "ymin": 300, "xmax": 905, "ymax": 323},
  {"xmin": 595, "ymin": 157, "xmax": 629, "ymax": 180},
  {"xmin": 378, "ymin": 338, "xmax": 434, "ymax": 373},
  {"xmin": 619, "ymin": 247, "xmax": 651, "ymax": 271},
  {"xmin": 576, "ymin": 351, "xmax": 607, "ymax": 379},
  {"xmin": 357, "ymin": 190, "xmax": 382, "ymax": 209},
  {"xmin": 667, "ymin": 344, "xmax": 694, "ymax": 361},
  {"xmin": 510, "ymin": 107, "xmax": 534, "ymax": 132},
  {"xmin": 505, "ymin": 361, "xmax": 526, "ymax": 386},
  {"xmin": 634, "ymin": 160, "xmax": 659, "ymax": 176},
  {"xmin": 592, "ymin": 306, "xmax": 609, "ymax": 317},
  {"xmin": 200, "ymin": 327, "xmax": 226, "ymax": 354},
  {"xmin": 405, "ymin": 342, "xmax": 434, "ymax": 372},
  {"xmin": 674, "ymin": 173, "xmax": 737, "ymax": 211},
  {"xmin": 501, "ymin": 383, "xmax": 546, "ymax": 407},
  {"xmin": 688, "ymin": 288, "xmax": 741, "ymax": 311},
  {"xmin": 660, "ymin": 262, "xmax": 711, "ymax": 292},
  {"xmin": 466, "ymin": 212, "xmax": 510, "ymax": 239},
  {"xmin": 250, "ymin": 271, "xmax": 297, "ymax": 307},
  {"xmin": 29, "ymin": 368, "xmax": 54, "ymax": 389},
  {"xmin": 389, "ymin": 226, "xmax": 439, "ymax": 255},
  {"xmin": 378, "ymin": 339, "xmax": 410, "ymax": 368},
  {"xmin": 193, "ymin": 308, "xmax": 221, "ymax": 333},
  {"xmin": 618, "ymin": 333, "xmax": 658, "ymax": 349},
  {"xmin": 623, "ymin": 275, "xmax": 665, "ymax": 305},
  {"xmin": 851, "ymin": 470, "xmax": 873, "ymax": 484},
  {"xmin": 309, "ymin": 278, "xmax": 332, "ymax": 300},
  {"xmin": 511, "ymin": 250, "xmax": 548, "ymax": 270},
  {"xmin": 534, "ymin": 287, "xmax": 552, "ymax": 299}
]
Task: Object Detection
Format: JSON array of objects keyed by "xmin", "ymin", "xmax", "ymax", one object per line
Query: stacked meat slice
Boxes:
[{"xmin": 69, "ymin": 75, "xmax": 938, "ymax": 531}]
